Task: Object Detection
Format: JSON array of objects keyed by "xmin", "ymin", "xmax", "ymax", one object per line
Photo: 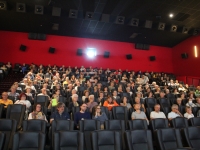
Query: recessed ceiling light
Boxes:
[{"xmin": 169, "ymin": 13, "xmax": 173, "ymax": 18}]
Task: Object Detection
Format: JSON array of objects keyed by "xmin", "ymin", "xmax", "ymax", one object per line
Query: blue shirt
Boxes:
[
  {"xmin": 74, "ymin": 112, "xmax": 91, "ymax": 126},
  {"xmin": 51, "ymin": 111, "xmax": 70, "ymax": 120}
]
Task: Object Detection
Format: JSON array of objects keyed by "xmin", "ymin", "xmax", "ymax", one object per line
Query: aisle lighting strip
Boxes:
[{"xmin": 194, "ymin": 46, "xmax": 198, "ymax": 58}]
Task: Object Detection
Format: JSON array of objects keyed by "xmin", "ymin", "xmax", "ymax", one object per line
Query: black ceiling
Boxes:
[{"xmin": 1, "ymin": 0, "xmax": 200, "ymax": 47}]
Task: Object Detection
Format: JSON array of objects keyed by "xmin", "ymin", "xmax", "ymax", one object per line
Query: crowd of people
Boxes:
[{"xmin": 0, "ymin": 63, "xmax": 200, "ymax": 129}]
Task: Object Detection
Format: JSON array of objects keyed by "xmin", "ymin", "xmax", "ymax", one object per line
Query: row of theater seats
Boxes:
[{"xmin": 0, "ymin": 118, "xmax": 200, "ymax": 150}]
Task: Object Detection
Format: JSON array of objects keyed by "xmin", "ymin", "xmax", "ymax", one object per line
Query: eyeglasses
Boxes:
[{"xmin": 97, "ymin": 108, "xmax": 101, "ymax": 109}]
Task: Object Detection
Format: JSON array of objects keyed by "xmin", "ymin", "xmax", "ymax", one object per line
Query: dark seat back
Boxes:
[
  {"xmin": 171, "ymin": 117, "xmax": 188, "ymax": 129},
  {"xmin": 145, "ymin": 98, "xmax": 157, "ymax": 108},
  {"xmin": 0, "ymin": 104, "xmax": 3, "ymax": 118},
  {"xmin": 0, "ymin": 132, "xmax": 5, "ymax": 150},
  {"xmin": 112, "ymin": 106, "xmax": 128, "ymax": 128},
  {"xmin": 188, "ymin": 117, "xmax": 200, "ymax": 126},
  {"xmin": 79, "ymin": 120, "xmax": 101, "ymax": 150},
  {"xmin": 155, "ymin": 128, "xmax": 183, "ymax": 150},
  {"xmin": 34, "ymin": 96, "xmax": 48, "ymax": 107},
  {"xmin": 0, "ymin": 119, "xmax": 16, "ymax": 150},
  {"xmin": 22, "ymin": 120, "xmax": 47, "ymax": 133},
  {"xmin": 128, "ymin": 119, "xmax": 148, "ymax": 130},
  {"xmin": 125, "ymin": 130, "xmax": 153, "ymax": 150},
  {"xmin": 151, "ymin": 118, "xmax": 169, "ymax": 131},
  {"xmin": 181, "ymin": 126, "xmax": 200, "ymax": 149},
  {"xmin": 6, "ymin": 105, "xmax": 25, "ymax": 130},
  {"xmin": 12, "ymin": 132, "xmax": 45, "ymax": 150},
  {"xmin": 91, "ymin": 130, "xmax": 122, "ymax": 150},
  {"xmin": 192, "ymin": 107, "xmax": 200, "ymax": 117},
  {"xmin": 54, "ymin": 131, "xmax": 84, "ymax": 150}
]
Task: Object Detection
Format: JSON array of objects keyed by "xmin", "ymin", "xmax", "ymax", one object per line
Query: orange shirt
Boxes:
[
  {"xmin": 0, "ymin": 99, "xmax": 13, "ymax": 108},
  {"xmin": 103, "ymin": 101, "xmax": 119, "ymax": 111}
]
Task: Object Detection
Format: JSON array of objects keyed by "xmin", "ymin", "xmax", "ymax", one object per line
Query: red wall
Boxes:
[
  {"xmin": 172, "ymin": 35, "xmax": 200, "ymax": 77},
  {"xmin": 0, "ymin": 31, "xmax": 173, "ymax": 72}
]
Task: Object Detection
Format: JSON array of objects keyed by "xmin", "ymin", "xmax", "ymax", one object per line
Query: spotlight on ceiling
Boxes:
[
  {"xmin": 182, "ymin": 27, "xmax": 189, "ymax": 34},
  {"xmin": 116, "ymin": 16, "xmax": 125, "ymax": 24},
  {"xmin": 35, "ymin": 5, "xmax": 43, "ymax": 15},
  {"xmin": 158, "ymin": 22, "xmax": 165, "ymax": 30},
  {"xmin": 85, "ymin": 12, "xmax": 94, "ymax": 19},
  {"xmin": 193, "ymin": 29, "xmax": 200, "ymax": 36},
  {"xmin": 130, "ymin": 18, "xmax": 139, "ymax": 26},
  {"xmin": 69, "ymin": 9, "xmax": 78, "ymax": 18},
  {"xmin": 0, "ymin": 1, "xmax": 7, "ymax": 10},
  {"xmin": 16, "ymin": 3, "xmax": 26, "ymax": 12},
  {"xmin": 171, "ymin": 25, "xmax": 178, "ymax": 32},
  {"xmin": 169, "ymin": 13, "xmax": 173, "ymax": 18}
]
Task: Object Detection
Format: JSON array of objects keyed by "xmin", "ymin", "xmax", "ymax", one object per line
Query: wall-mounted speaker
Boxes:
[
  {"xmin": 77, "ymin": 49, "xmax": 82, "ymax": 56},
  {"xmin": 28, "ymin": 33, "xmax": 37, "ymax": 40},
  {"xmin": 135, "ymin": 43, "xmax": 150, "ymax": 50},
  {"xmin": 49, "ymin": 47, "xmax": 55, "ymax": 53},
  {"xmin": 126, "ymin": 54, "xmax": 132, "ymax": 60},
  {"xmin": 20, "ymin": 44, "xmax": 26, "ymax": 51},
  {"xmin": 149, "ymin": 56, "xmax": 156, "ymax": 61},
  {"xmin": 181, "ymin": 53, "xmax": 188, "ymax": 59},
  {"xmin": 104, "ymin": 51, "xmax": 110, "ymax": 58},
  {"xmin": 37, "ymin": 33, "xmax": 46, "ymax": 40}
]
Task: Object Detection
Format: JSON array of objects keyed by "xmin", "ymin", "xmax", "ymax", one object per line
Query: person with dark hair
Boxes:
[
  {"xmin": 74, "ymin": 103, "xmax": 91, "ymax": 129},
  {"xmin": 50, "ymin": 102, "xmax": 70, "ymax": 123},
  {"xmin": 92, "ymin": 105, "xmax": 108, "ymax": 129},
  {"xmin": 14, "ymin": 93, "xmax": 31, "ymax": 112},
  {"xmin": 28, "ymin": 103, "xmax": 48, "ymax": 122},
  {"xmin": 103, "ymin": 96, "xmax": 119, "ymax": 111},
  {"xmin": 87, "ymin": 95, "xmax": 98, "ymax": 112},
  {"xmin": 120, "ymin": 96, "xmax": 132, "ymax": 109}
]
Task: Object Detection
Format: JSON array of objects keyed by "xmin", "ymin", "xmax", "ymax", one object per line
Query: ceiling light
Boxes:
[
  {"xmin": 169, "ymin": 13, "xmax": 173, "ymax": 18},
  {"xmin": 35, "ymin": 5, "xmax": 43, "ymax": 15},
  {"xmin": 0, "ymin": 2, "xmax": 4, "ymax": 8},
  {"xmin": 16, "ymin": 3, "xmax": 26, "ymax": 12},
  {"xmin": 158, "ymin": 22, "xmax": 165, "ymax": 30},
  {"xmin": 182, "ymin": 27, "xmax": 188, "ymax": 34},
  {"xmin": 85, "ymin": 12, "xmax": 94, "ymax": 19},
  {"xmin": 0, "ymin": 1, "xmax": 6, "ymax": 10},
  {"xmin": 69, "ymin": 9, "xmax": 78, "ymax": 18},
  {"xmin": 171, "ymin": 25, "xmax": 177, "ymax": 32},
  {"xmin": 130, "ymin": 18, "xmax": 139, "ymax": 26}
]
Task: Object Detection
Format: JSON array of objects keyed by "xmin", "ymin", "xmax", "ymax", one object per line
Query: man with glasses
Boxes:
[
  {"xmin": 168, "ymin": 104, "xmax": 183, "ymax": 120},
  {"xmin": 74, "ymin": 103, "xmax": 91, "ymax": 129},
  {"xmin": 50, "ymin": 102, "xmax": 70, "ymax": 123}
]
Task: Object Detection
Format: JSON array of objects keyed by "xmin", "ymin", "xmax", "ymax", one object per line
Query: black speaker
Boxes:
[
  {"xmin": 77, "ymin": 49, "xmax": 82, "ymax": 56},
  {"xmin": 126, "ymin": 54, "xmax": 132, "ymax": 60},
  {"xmin": 135, "ymin": 43, "xmax": 150, "ymax": 50},
  {"xmin": 181, "ymin": 53, "xmax": 188, "ymax": 59},
  {"xmin": 104, "ymin": 51, "xmax": 110, "ymax": 58},
  {"xmin": 49, "ymin": 47, "xmax": 55, "ymax": 53},
  {"xmin": 37, "ymin": 33, "xmax": 46, "ymax": 40},
  {"xmin": 20, "ymin": 44, "xmax": 26, "ymax": 51},
  {"xmin": 150, "ymin": 56, "xmax": 156, "ymax": 61},
  {"xmin": 28, "ymin": 33, "xmax": 37, "ymax": 40}
]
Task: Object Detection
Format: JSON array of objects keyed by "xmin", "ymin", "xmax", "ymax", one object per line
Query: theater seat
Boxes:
[
  {"xmin": 54, "ymin": 131, "xmax": 84, "ymax": 150},
  {"xmin": 0, "ymin": 132, "xmax": 5, "ymax": 150},
  {"xmin": 181, "ymin": 126, "xmax": 200, "ymax": 149},
  {"xmin": 34, "ymin": 95, "xmax": 49, "ymax": 107},
  {"xmin": 151, "ymin": 118, "xmax": 169, "ymax": 131},
  {"xmin": 112, "ymin": 106, "xmax": 128, "ymax": 128},
  {"xmin": 79, "ymin": 120, "xmax": 101, "ymax": 150},
  {"xmin": 6, "ymin": 105, "xmax": 25, "ymax": 130},
  {"xmin": 128, "ymin": 119, "xmax": 148, "ymax": 130},
  {"xmin": 171, "ymin": 117, "xmax": 188, "ymax": 129},
  {"xmin": 0, "ymin": 119, "xmax": 17, "ymax": 150},
  {"xmin": 22, "ymin": 120, "xmax": 47, "ymax": 133},
  {"xmin": 125, "ymin": 130, "xmax": 154, "ymax": 150},
  {"xmin": 0, "ymin": 104, "xmax": 3, "ymax": 118},
  {"xmin": 91, "ymin": 130, "xmax": 122, "ymax": 150},
  {"xmin": 155, "ymin": 128, "xmax": 185, "ymax": 150},
  {"xmin": 188, "ymin": 117, "xmax": 200, "ymax": 126},
  {"xmin": 12, "ymin": 132, "xmax": 45, "ymax": 150}
]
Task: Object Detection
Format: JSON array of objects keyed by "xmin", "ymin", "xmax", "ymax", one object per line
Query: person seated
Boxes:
[
  {"xmin": 82, "ymin": 90, "xmax": 89, "ymax": 103},
  {"xmin": 37, "ymin": 88, "xmax": 51, "ymax": 100},
  {"xmin": 50, "ymin": 102, "xmax": 70, "ymax": 123},
  {"xmin": 150, "ymin": 104, "xmax": 166, "ymax": 120},
  {"xmin": 134, "ymin": 97, "xmax": 145, "ymax": 112},
  {"xmin": 87, "ymin": 95, "xmax": 98, "ymax": 112},
  {"xmin": 92, "ymin": 105, "xmax": 108, "ymax": 129},
  {"xmin": 25, "ymin": 86, "xmax": 34, "ymax": 101},
  {"xmin": 195, "ymin": 97, "xmax": 200, "ymax": 107},
  {"xmin": 178, "ymin": 84, "xmax": 187, "ymax": 93},
  {"xmin": 168, "ymin": 104, "xmax": 183, "ymax": 120},
  {"xmin": 120, "ymin": 96, "xmax": 132, "ymax": 109},
  {"xmin": 186, "ymin": 98, "xmax": 197, "ymax": 107},
  {"xmin": 195, "ymin": 86, "xmax": 200, "ymax": 97},
  {"xmin": 8, "ymin": 86, "xmax": 20, "ymax": 99},
  {"xmin": 28, "ymin": 103, "xmax": 48, "ymax": 122},
  {"xmin": 48, "ymin": 89, "xmax": 61, "ymax": 109},
  {"xmin": 14, "ymin": 93, "xmax": 31, "ymax": 112},
  {"xmin": 103, "ymin": 96, "xmax": 119, "ymax": 111},
  {"xmin": 131, "ymin": 103, "xmax": 149, "ymax": 125},
  {"xmin": 0, "ymin": 65, "xmax": 7, "ymax": 71},
  {"xmin": 112, "ymin": 90, "xmax": 121, "ymax": 105},
  {"xmin": 184, "ymin": 106, "xmax": 194, "ymax": 119},
  {"xmin": 0, "ymin": 92, "xmax": 13, "ymax": 108},
  {"xmin": 68, "ymin": 94, "xmax": 81, "ymax": 113},
  {"xmin": 74, "ymin": 103, "xmax": 91, "ymax": 129},
  {"xmin": 176, "ymin": 98, "xmax": 183, "ymax": 107}
]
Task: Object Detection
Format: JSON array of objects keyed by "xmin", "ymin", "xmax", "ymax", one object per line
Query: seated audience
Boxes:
[
  {"xmin": 28, "ymin": 103, "xmax": 48, "ymax": 122},
  {"xmin": 120, "ymin": 96, "xmax": 132, "ymax": 109},
  {"xmin": 14, "ymin": 93, "xmax": 31, "ymax": 112},
  {"xmin": 195, "ymin": 86, "xmax": 200, "ymax": 97},
  {"xmin": 87, "ymin": 95, "xmax": 98, "ymax": 112},
  {"xmin": 184, "ymin": 106, "xmax": 194, "ymax": 119},
  {"xmin": 48, "ymin": 89, "xmax": 61, "ymax": 109},
  {"xmin": 186, "ymin": 98, "xmax": 197, "ymax": 107},
  {"xmin": 0, "ymin": 92, "xmax": 13, "ymax": 108},
  {"xmin": 92, "ymin": 105, "xmax": 108, "ymax": 129},
  {"xmin": 131, "ymin": 103, "xmax": 149, "ymax": 125},
  {"xmin": 150, "ymin": 104, "xmax": 166, "ymax": 119},
  {"xmin": 50, "ymin": 102, "xmax": 70, "ymax": 123},
  {"xmin": 168, "ymin": 104, "xmax": 183, "ymax": 120},
  {"xmin": 134, "ymin": 97, "xmax": 145, "ymax": 112},
  {"xmin": 37, "ymin": 88, "xmax": 51, "ymax": 100},
  {"xmin": 68, "ymin": 94, "xmax": 80, "ymax": 113},
  {"xmin": 74, "ymin": 103, "xmax": 91, "ymax": 129},
  {"xmin": 8, "ymin": 86, "xmax": 20, "ymax": 98},
  {"xmin": 195, "ymin": 97, "xmax": 200, "ymax": 107},
  {"xmin": 103, "ymin": 96, "xmax": 119, "ymax": 111}
]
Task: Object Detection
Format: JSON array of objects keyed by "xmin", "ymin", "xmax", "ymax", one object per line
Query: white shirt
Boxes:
[
  {"xmin": 168, "ymin": 111, "xmax": 180, "ymax": 119},
  {"xmin": 14, "ymin": 100, "xmax": 31, "ymax": 111},
  {"xmin": 184, "ymin": 113, "xmax": 194, "ymax": 119},
  {"xmin": 150, "ymin": 111, "xmax": 166, "ymax": 119}
]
